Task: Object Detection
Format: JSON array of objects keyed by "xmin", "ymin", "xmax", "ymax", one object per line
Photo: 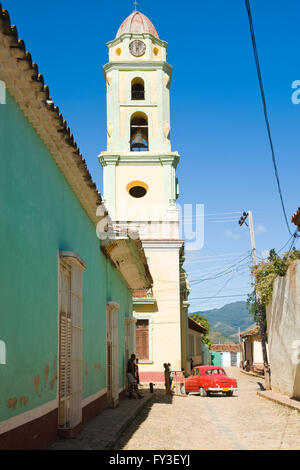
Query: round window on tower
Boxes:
[{"xmin": 126, "ymin": 181, "xmax": 149, "ymax": 198}]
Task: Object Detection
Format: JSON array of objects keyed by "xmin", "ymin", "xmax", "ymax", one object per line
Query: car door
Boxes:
[
  {"xmin": 186, "ymin": 368, "xmax": 197, "ymax": 392},
  {"xmin": 194, "ymin": 368, "xmax": 203, "ymax": 390}
]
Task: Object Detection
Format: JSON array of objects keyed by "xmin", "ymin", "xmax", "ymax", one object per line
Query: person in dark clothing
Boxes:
[
  {"xmin": 127, "ymin": 354, "xmax": 142, "ymax": 398},
  {"xmin": 135, "ymin": 358, "xmax": 140, "ymax": 385}
]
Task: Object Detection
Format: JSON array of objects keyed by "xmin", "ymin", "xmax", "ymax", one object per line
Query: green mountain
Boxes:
[{"xmin": 193, "ymin": 301, "xmax": 254, "ymax": 344}]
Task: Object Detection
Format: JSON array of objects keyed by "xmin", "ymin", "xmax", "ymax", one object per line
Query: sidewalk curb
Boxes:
[
  {"xmin": 240, "ymin": 370, "xmax": 264, "ymax": 379},
  {"xmin": 106, "ymin": 394, "xmax": 154, "ymax": 450},
  {"xmin": 257, "ymin": 391, "xmax": 300, "ymax": 413}
]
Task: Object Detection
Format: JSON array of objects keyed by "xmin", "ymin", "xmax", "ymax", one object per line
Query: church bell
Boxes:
[{"xmin": 131, "ymin": 129, "xmax": 147, "ymax": 149}]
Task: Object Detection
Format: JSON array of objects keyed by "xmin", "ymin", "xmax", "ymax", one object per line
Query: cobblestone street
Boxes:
[{"xmin": 116, "ymin": 368, "xmax": 300, "ymax": 450}]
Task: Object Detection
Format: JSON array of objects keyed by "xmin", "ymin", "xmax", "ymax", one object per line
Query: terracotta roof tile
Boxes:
[
  {"xmin": 210, "ymin": 344, "xmax": 242, "ymax": 352},
  {"xmin": 0, "ymin": 3, "xmax": 102, "ymax": 214},
  {"xmin": 291, "ymin": 207, "xmax": 300, "ymax": 231},
  {"xmin": 240, "ymin": 324, "xmax": 259, "ymax": 338},
  {"xmin": 188, "ymin": 317, "xmax": 207, "ymax": 334}
]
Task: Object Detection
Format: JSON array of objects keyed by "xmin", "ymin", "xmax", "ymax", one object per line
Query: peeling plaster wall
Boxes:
[
  {"xmin": 266, "ymin": 261, "xmax": 300, "ymax": 398},
  {"xmin": 0, "ymin": 92, "xmax": 132, "ymax": 425}
]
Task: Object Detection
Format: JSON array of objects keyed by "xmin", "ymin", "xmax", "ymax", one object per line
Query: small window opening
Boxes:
[
  {"xmin": 130, "ymin": 112, "xmax": 148, "ymax": 151},
  {"xmin": 131, "ymin": 78, "xmax": 145, "ymax": 100},
  {"xmin": 126, "ymin": 181, "xmax": 148, "ymax": 198}
]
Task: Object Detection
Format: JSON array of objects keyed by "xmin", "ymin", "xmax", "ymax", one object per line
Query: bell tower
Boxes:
[
  {"xmin": 99, "ymin": 9, "xmax": 180, "ymax": 228},
  {"xmin": 99, "ymin": 10, "xmax": 187, "ymax": 376}
]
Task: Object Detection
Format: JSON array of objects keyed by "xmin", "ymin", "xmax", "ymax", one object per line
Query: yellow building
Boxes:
[{"xmin": 99, "ymin": 10, "xmax": 189, "ymax": 381}]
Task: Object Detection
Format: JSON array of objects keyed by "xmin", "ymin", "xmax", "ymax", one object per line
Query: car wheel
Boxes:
[
  {"xmin": 199, "ymin": 387, "xmax": 207, "ymax": 397},
  {"xmin": 225, "ymin": 391, "xmax": 233, "ymax": 397}
]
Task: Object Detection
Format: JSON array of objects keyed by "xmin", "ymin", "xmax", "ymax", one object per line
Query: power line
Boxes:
[
  {"xmin": 245, "ymin": 0, "xmax": 293, "ymax": 237},
  {"xmin": 189, "ymin": 254, "xmax": 251, "ymax": 285},
  {"xmin": 189, "ymin": 294, "xmax": 248, "ymax": 300}
]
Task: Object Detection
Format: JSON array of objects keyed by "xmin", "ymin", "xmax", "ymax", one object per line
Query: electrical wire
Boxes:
[
  {"xmin": 189, "ymin": 254, "xmax": 251, "ymax": 285},
  {"xmin": 245, "ymin": 0, "xmax": 293, "ymax": 237}
]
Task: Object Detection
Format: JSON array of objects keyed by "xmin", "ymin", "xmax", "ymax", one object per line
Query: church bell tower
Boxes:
[{"xmin": 99, "ymin": 9, "xmax": 187, "ymax": 375}]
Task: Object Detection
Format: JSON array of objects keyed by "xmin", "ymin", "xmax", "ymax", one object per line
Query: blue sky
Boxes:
[{"xmin": 4, "ymin": 0, "xmax": 300, "ymax": 312}]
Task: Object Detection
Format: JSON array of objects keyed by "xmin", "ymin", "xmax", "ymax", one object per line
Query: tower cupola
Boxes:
[{"xmin": 116, "ymin": 10, "xmax": 159, "ymax": 39}]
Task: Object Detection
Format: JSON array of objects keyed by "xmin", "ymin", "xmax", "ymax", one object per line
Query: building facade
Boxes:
[
  {"xmin": 188, "ymin": 318, "xmax": 207, "ymax": 373},
  {"xmin": 99, "ymin": 10, "xmax": 188, "ymax": 380},
  {"xmin": 210, "ymin": 344, "xmax": 242, "ymax": 368},
  {"xmin": 0, "ymin": 4, "xmax": 151, "ymax": 449},
  {"xmin": 266, "ymin": 260, "xmax": 300, "ymax": 398},
  {"xmin": 240, "ymin": 325, "xmax": 268, "ymax": 373}
]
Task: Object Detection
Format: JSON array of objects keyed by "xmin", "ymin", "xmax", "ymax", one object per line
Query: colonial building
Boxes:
[
  {"xmin": 240, "ymin": 325, "xmax": 268, "ymax": 374},
  {"xmin": 99, "ymin": 10, "xmax": 189, "ymax": 381},
  {"xmin": 188, "ymin": 318, "xmax": 207, "ymax": 372},
  {"xmin": 0, "ymin": 3, "xmax": 152, "ymax": 450},
  {"xmin": 210, "ymin": 344, "xmax": 242, "ymax": 368}
]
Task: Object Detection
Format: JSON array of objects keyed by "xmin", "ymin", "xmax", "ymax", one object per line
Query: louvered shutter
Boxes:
[
  {"xmin": 59, "ymin": 262, "xmax": 72, "ymax": 427},
  {"xmin": 58, "ymin": 254, "xmax": 84, "ymax": 429}
]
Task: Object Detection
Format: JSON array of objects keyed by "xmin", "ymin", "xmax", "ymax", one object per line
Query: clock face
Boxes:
[{"xmin": 129, "ymin": 40, "xmax": 146, "ymax": 57}]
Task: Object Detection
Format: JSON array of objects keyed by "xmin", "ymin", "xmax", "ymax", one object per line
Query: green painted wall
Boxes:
[
  {"xmin": 211, "ymin": 352, "xmax": 222, "ymax": 367},
  {"xmin": 0, "ymin": 92, "xmax": 132, "ymax": 422}
]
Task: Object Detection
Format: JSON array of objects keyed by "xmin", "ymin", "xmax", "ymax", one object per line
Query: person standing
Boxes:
[
  {"xmin": 127, "ymin": 354, "xmax": 142, "ymax": 398},
  {"xmin": 168, "ymin": 363, "xmax": 174, "ymax": 391},
  {"xmin": 135, "ymin": 357, "xmax": 140, "ymax": 385},
  {"xmin": 164, "ymin": 363, "xmax": 172, "ymax": 395}
]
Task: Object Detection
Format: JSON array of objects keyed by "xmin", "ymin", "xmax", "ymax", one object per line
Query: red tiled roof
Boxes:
[
  {"xmin": 210, "ymin": 344, "xmax": 242, "ymax": 352},
  {"xmin": 291, "ymin": 207, "xmax": 300, "ymax": 231},
  {"xmin": 240, "ymin": 324, "xmax": 259, "ymax": 338},
  {"xmin": 0, "ymin": 3, "xmax": 102, "ymax": 214},
  {"xmin": 188, "ymin": 317, "xmax": 207, "ymax": 334}
]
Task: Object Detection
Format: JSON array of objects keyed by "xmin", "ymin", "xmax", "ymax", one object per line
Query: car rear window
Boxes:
[{"xmin": 205, "ymin": 369, "xmax": 226, "ymax": 375}]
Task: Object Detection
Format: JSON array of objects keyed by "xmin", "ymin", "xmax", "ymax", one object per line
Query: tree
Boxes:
[
  {"xmin": 189, "ymin": 313, "xmax": 212, "ymax": 348},
  {"xmin": 246, "ymin": 290, "xmax": 267, "ymax": 338}
]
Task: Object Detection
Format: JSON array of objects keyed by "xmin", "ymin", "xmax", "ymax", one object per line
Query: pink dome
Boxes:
[{"xmin": 116, "ymin": 11, "xmax": 159, "ymax": 39}]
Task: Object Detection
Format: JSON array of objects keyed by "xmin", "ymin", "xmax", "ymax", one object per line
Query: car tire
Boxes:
[
  {"xmin": 225, "ymin": 391, "xmax": 233, "ymax": 397},
  {"xmin": 199, "ymin": 387, "xmax": 207, "ymax": 397}
]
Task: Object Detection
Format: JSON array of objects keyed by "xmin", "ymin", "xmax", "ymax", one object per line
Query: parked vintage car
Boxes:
[{"xmin": 181, "ymin": 366, "xmax": 238, "ymax": 397}]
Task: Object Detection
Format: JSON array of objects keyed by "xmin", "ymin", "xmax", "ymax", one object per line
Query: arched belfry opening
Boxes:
[
  {"xmin": 130, "ymin": 112, "xmax": 149, "ymax": 151},
  {"xmin": 131, "ymin": 77, "xmax": 145, "ymax": 100}
]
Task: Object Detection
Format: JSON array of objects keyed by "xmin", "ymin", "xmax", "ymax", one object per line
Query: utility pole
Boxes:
[{"xmin": 239, "ymin": 210, "xmax": 271, "ymax": 389}]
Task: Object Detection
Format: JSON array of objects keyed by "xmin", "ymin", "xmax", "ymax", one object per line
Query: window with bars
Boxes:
[{"xmin": 136, "ymin": 320, "xmax": 149, "ymax": 361}]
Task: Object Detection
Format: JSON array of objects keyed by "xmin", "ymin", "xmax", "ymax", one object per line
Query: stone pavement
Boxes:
[
  {"xmin": 49, "ymin": 388, "xmax": 153, "ymax": 450},
  {"xmin": 116, "ymin": 368, "xmax": 300, "ymax": 450}
]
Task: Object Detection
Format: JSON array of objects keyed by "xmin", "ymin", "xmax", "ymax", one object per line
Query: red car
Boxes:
[{"xmin": 181, "ymin": 366, "xmax": 238, "ymax": 397}]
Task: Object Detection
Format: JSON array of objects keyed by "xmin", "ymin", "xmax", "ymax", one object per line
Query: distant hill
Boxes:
[{"xmin": 193, "ymin": 301, "xmax": 254, "ymax": 344}]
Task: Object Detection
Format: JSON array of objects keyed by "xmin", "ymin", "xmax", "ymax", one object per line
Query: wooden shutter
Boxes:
[
  {"xmin": 136, "ymin": 320, "xmax": 149, "ymax": 360},
  {"xmin": 70, "ymin": 263, "xmax": 83, "ymax": 427},
  {"xmin": 58, "ymin": 257, "xmax": 84, "ymax": 429},
  {"xmin": 59, "ymin": 262, "xmax": 72, "ymax": 427}
]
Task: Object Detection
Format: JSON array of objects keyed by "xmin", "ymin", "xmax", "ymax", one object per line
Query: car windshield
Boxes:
[{"xmin": 205, "ymin": 368, "xmax": 226, "ymax": 375}]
